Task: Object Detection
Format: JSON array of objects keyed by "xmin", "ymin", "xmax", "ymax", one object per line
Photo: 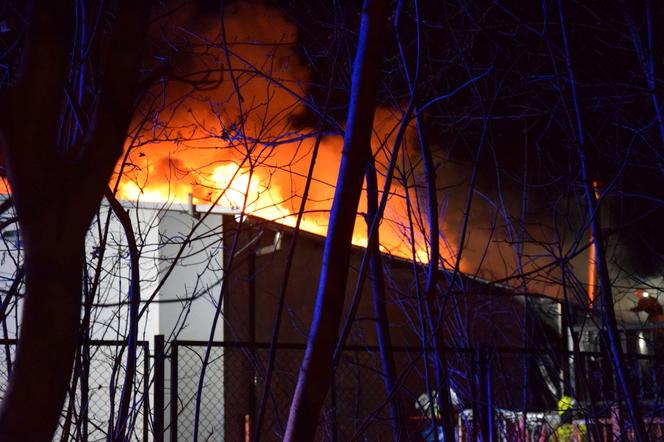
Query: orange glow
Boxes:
[
  {"xmin": 587, "ymin": 180, "xmax": 601, "ymax": 304},
  {"xmin": 113, "ymin": 133, "xmax": 457, "ymax": 267},
  {"xmin": 117, "ymin": 0, "xmax": 458, "ymax": 263},
  {"xmin": 108, "ymin": 1, "xmax": 460, "ymax": 268}
]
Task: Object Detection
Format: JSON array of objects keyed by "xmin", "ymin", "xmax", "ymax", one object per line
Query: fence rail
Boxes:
[{"xmin": 0, "ymin": 337, "xmax": 661, "ymax": 441}]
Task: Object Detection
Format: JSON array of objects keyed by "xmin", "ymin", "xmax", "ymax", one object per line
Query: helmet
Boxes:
[{"xmin": 557, "ymin": 395, "xmax": 576, "ymax": 416}]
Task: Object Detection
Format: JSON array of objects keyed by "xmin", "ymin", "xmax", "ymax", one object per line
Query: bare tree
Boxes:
[{"xmin": 0, "ymin": 1, "xmax": 152, "ymax": 439}]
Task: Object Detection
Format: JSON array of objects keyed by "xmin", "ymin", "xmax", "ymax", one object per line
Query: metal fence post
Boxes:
[
  {"xmin": 170, "ymin": 342, "xmax": 179, "ymax": 442},
  {"xmin": 154, "ymin": 335, "xmax": 165, "ymax": 442},
  {"xmin": 471, "ymin": 348, "xmax": 479, "ymax": 441},
  {"xmin": 478, "ymin": 345, "xmax": 495, "ymax": 442},
  {"xmin": 143, "ymin": 342, "xmax": 150, "ymax": 442},
  {"xmin": 331, "ymin": 365, "xmax": 338, "ymax": 442},
  {"xmin": 81, "ymin": 337, "xmax": 90, "ymax": 440},
  {"xmin": 478, "ymin": 346, "xmax": 487, "ymax": 442},
  {"xmin": 485, "ymin": 347, "xmax": 495, "ymax": 442}
]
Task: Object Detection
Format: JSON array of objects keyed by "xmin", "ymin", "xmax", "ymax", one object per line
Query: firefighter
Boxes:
[{"xmin": 548, "ymin": 395, "xmax": 586, "ymax": 442}]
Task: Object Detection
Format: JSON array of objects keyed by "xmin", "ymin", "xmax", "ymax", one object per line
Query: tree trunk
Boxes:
[
  {"xmin": 284, "ymin": 1, "xmax": 389, "ymax": 439},
  {"xmin": 106, "ymin": 189, "xmax": 141, "ymax": 442},
  {"xmin": 366, "ymin": 160, "xmax": 406, "ymax": 441},
  {"xmin": 0, "ymin": 213, "xmax": 85, "ymax": 440},
  {"xmin": 416, "ymin": 116, "xmax": 455, "ymax": 442},
  {"xmin": 0, "ymin": 2, "xmax": 152, "ymax": 440}
]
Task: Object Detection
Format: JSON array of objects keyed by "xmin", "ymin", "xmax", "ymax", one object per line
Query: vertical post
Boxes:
[
  {"xmin": 248, "ymin": 253, "xmax": 256, "ymax": 428},
  {"xmin": 587, "ymin": 181, "xmax": 601, "ymax": 306},
  {"xmin": 154, "ymin": 335, "xmax": 165, "ymax": 442},
  {"xmin": 248, "ymin": 253, "xmax": 256, "ymax": 345},
  {"xmin": 244, "ymin": 414, "xmax": 252, "ymax": 442},
  {"xmin": 81, "ymin": 338, "xmax": 90, "ymax": 441},
  {"xmin": 486, "ymin": 347, "xmax": 495, "ymax": 442},
  {"xmin": 331, "ymin": 368, "xmax": 338, "ymax": 442},
  {"xmin": 170, "ymin": 343, "xmax": 179, "ymax": 442},
  {"xmin": 625, "ymin": 331, "xmax": 641, "ymax": 398},
  {"xmin": 478, "ymin": 346, "xmax": 495, "ymax": 442},
  {"xmin": 598, "ymin": 330, "xmax": 615, "ymax": 402},
  {"xmin": 561, "ymin": 301, "xmax": 571, "ymax": 396},
  {"xmin": 471, "ymin": 349, "xmax": 479, "ymax": 441},
  {"xmin": 477, "ymin": 347, "xmax": 487, "ymax": 442},
  {"xmin": 587, "ymin": 227, "xmax": 597, "ymax": 305},
  {"xmin": 144, "ymin": 342, "xmax": 150, "ymax": 442}
]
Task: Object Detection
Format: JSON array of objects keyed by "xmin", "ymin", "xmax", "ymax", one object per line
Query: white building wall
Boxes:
[
  {"xmin": 156, "ymin": 208, "xmax": 224, "ymax": 342},
  {"xmin": 0, "ymin": 201, "xmax": 230, "ymax": 441}
]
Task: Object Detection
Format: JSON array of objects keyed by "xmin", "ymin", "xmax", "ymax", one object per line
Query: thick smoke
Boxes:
[{"xmin": 117, "ymin": 0, "xmax": 458, "ymax": 265}]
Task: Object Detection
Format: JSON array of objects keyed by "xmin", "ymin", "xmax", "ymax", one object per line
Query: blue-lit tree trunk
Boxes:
[
  {"xmin": 366, "ymin": 159, "xmax": 406, "ymax": 441},
  {"xmin": 284, "ymin": 0, "xmax": 389, "ymax": 439},
  {"xmin": 416, "ymin": 116, "xmax": 456, "ymax": 442},
  {"xmin": 0, "ymin": 2, "xmax": 151, "ymax": 440}
]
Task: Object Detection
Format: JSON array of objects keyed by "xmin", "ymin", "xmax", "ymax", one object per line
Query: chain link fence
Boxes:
[
  {"xmin": 169, "ymin": 340, "xmax": 664, "ymax": 442},
  {"xmin": 168, "ymin": 342, "xmax": 551, "ymax": 441},
  {"xmin": 0, "ymin": 339, "xmax": 150, "ymax": 442},
  {"xmin": 0, "ymin": 337, "xmax": 662, "ymax": 440}
]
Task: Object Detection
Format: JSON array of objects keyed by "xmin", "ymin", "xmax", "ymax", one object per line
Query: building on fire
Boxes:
[{"xmin": 0, "ymin": 200, "xmax": 661, "ymax": 440}]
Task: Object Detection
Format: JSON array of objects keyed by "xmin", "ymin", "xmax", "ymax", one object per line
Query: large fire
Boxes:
[
  {"xmin": 0, "ymin": 1, "xmax": 558, "ymax": 291},
  {"xmin": 108, "ymin": 1, "xmax": 458, "ymax": 267},
  {"xmin": 0, "ymin": 2, "xmax": 576, "ymax": 301},
  {"xmin": 114, "ymin": 132, "xmax": 448, "ymax": 265}
]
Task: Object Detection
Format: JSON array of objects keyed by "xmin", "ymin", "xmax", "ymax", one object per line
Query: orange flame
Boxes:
[{"xmin": 114, "ymin": 134, "xmax": 455, "ymax": 267}]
